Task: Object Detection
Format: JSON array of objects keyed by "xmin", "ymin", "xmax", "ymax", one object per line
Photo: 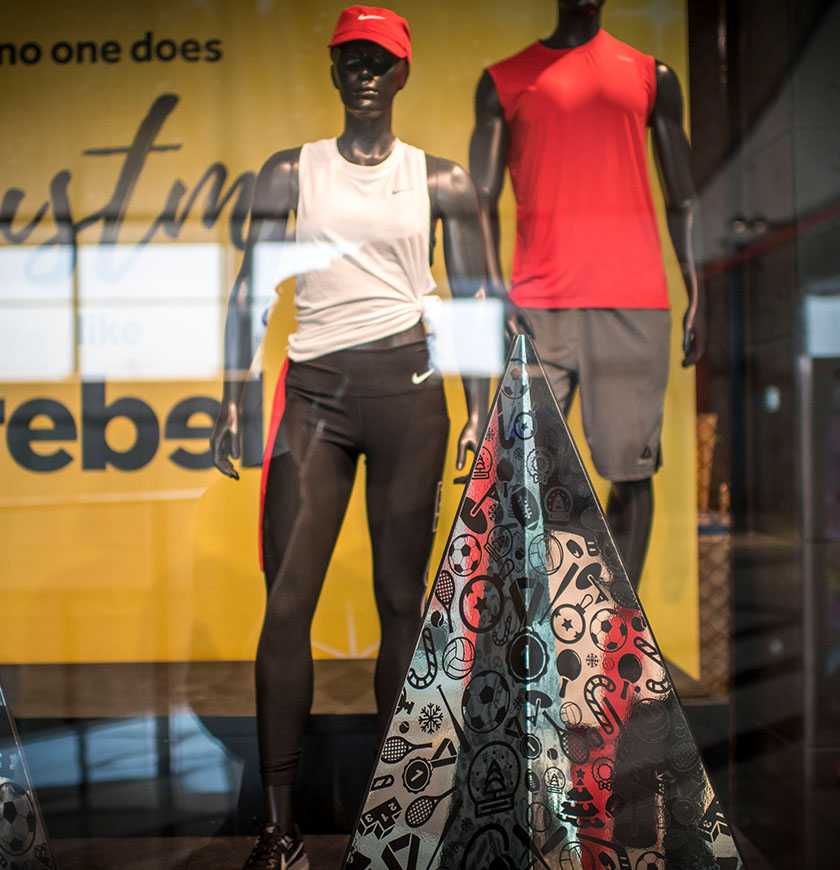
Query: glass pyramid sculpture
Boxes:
[
  {"xmin": 343, "ymin": 335, "xmax": 743, "ymax": 870},
  {"xmin": 0, "ymin": 681, "xmax": 59, "ymax": 869}
]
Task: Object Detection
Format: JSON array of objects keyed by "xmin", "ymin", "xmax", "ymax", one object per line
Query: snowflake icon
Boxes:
[
  {"xmin": 586, "ymin": 653, "xmax": 599, "ymax": 668},
  {"xmin": 418, "ymin": 703, "xmax": 443, "ymax": 734},
  {"xmin": 488, "ymin": 502, "xmax": 504, "ymax": 522}
]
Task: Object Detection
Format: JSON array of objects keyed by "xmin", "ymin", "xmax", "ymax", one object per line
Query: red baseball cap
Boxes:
[{"xmin": 329, "ymin": 5, "xmax": 412, "ymax": 65}]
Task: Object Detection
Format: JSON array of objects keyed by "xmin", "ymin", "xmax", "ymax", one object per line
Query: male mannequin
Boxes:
[
  {"xmin": 470, "ymin": 0, "xmax": 703, "ymax": 589},
  {"xmin": 210, "ymin": 7, "xmax": 488, "ymax": 868}
]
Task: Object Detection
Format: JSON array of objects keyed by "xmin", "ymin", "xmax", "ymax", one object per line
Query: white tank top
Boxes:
[{"xmin": 288, "ymin": 138, "xmax": 436, "ymax": 361}]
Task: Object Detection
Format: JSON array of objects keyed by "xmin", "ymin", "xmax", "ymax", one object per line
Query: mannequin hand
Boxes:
[
  {"xmin": 210, "ymin": 402, "xmax": 242, "ymax": 480},
  {"xmin": 682, "ymin": 305, "xmax": 705, "ymax": 367},
  {"xmin": 504, "ymin": 302, "xmax": 534, "ymax": 342},
  {"xmin": 456, "ymin": 416, "xmax": 483, "ymax": 473}
]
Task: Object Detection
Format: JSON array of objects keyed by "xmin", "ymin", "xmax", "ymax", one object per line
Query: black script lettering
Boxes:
[
  {"xmin": 165, "ymin": 396, "xmax": 219, "ymax": 470},
  {"xmin": 204, "ymin": 39, "xmax": 222, "ymax": 62},
  {"xmin": 81, "ymin": 381, "xmax": 159, "ymax": 471},
  {"xmin": 76, "ymin": 94, "xmax": 180, "ymax": 245},
  {"xmin": 45, "ymin": 170, "xmax": 77, "ymax": 250},
  {"xmin": 0, "ymin": 188, "xmax": 49, "ymax": 244},
  {"xmin": 7, "ymin": 399, "xmax": 76, "ymax": 472},
  {"xmin": 1, "ymin": 94, "xmax": 254, "ymax": 261},
  {"xmin": 146, "ymin": 162, "xmax": 254, "ymax": 249}
]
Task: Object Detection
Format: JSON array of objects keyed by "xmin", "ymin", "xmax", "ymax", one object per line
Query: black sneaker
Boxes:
[{"xmin": 243, "ymin": 824, "xmax": 309, "ymax": 870}]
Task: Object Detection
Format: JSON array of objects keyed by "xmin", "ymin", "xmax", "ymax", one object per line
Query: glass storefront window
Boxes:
[{"xmin": 1, "ymin": 1, "xmax": 838, "ymax": 868}]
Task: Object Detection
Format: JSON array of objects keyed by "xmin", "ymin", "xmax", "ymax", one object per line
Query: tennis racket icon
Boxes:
[{"xmin": 405, "ymin": 786, "xmax": 456, "ymax": 827}]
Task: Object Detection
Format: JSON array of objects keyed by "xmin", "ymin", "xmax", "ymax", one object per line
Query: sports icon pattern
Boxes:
[
  {"xmin": 343, "ymin": 336, "xmax": 743, "ymax": 869},
  {"xmin": 0, "ymin": 682, "xmax": 58, "ymax": 868}
]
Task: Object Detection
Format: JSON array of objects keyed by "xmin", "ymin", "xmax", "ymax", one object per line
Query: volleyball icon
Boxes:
[{"xmin": 442, "ymin": 637, "xmax": 475, "ymax": 680}]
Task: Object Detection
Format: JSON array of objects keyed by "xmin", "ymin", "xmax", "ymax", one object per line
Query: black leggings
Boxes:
[{"xmin": 257, "ymin": 340, "xmax": 449, "ymax": 786}]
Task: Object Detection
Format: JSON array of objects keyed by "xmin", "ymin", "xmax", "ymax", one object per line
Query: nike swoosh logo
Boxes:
[
  {"xmin": 392, "ymin": 187, "xmax": 413, "ymax": 194},
  {"xmin": 411, "ymin": 368, "xmax": 435, "ymax": 385},
  {"xmin": 358, "ymin": 14, "xmax": 386, "ymax": 19}
]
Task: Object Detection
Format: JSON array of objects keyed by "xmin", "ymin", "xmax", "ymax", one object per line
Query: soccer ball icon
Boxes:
[
  {"xmin": 0, "ymin": 782, "xmax": 37, "ymax": 856},
  {"xmin": 635, "ymin": 852, "xmax": 665, "ymax": 870},
  {"xmin": 590, "ymin": 608, "xmax": 629, "ymax": 652},
  {"xmin": 502, "ymin": 358, "xmax": 530, "ymax": 399},
  {"xmin": 461, "ymin": 670, "xmax": 510, "ymax": 733},
  {"xmin": 448, "ymin": 534, "xmax": 482, "ymax": 576}
]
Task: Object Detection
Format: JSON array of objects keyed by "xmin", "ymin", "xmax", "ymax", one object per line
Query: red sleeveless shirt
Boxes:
[{"xmin": 488, "ymin": 30, "xmax": 669, "ymax": 309}]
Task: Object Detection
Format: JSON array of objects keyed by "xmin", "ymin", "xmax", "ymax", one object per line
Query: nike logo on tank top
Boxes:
[
  {"xmin": 488, "ymin": 30, "xmax": 670, "ymax": 310},
  {"xmin": 289, "ymin": 138, "xmax": 435, "ymax": 361}
]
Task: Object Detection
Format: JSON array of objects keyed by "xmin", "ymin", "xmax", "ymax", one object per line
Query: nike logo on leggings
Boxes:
[{"xmin": 411, "ymin": 368, "xmax": 435, "ymax": 385}]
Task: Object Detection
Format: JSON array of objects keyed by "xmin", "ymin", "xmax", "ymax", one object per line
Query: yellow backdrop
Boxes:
[{"xmin": 0, "ymin": 0, "xmax": 698, "ymax": 674}]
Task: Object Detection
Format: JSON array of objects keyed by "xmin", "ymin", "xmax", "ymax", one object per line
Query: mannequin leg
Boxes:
[
  {"xmin": 361, "ymin": 387, "xmax": 449, "ymax": 737},
  {"xmin": 257, "ymin": 393, "xmax": 358, "ymax": 831},
  {"xmin": 262, "ymin": 783, "xmax": 295, "ymax": 834},
  {"xmin": 606, "ymin": 477, "xmax": 653, "ymax": 591}
]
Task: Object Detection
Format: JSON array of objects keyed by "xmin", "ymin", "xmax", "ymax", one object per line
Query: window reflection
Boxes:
[
  {"xmin": 78, "ymin": 244, "xmax": 223, "ymax": 380},
  {"xmin": 0, "ymin": 246, "xmax": 74, "ymax": 381}
]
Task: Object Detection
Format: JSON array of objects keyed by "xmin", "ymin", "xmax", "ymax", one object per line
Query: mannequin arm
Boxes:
[
  {"xmin": 650, "ymin": 62, "xmax": 704, "ymax": 366},
  {"xmin": 211, "ymin": 148, "xmax": 299, "ymax": 478},
  {"xmin": 428, "ymin": 155, "xmax": 490, "ymax": 470},
  {"xmin": 469, "ymin": 71, "xmax": 531, "ymax": 339}
]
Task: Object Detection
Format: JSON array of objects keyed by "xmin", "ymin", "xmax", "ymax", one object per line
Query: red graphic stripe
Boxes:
[{"xmin": 259, "ymin": 358, "xmax": 289, "ymax": 570}]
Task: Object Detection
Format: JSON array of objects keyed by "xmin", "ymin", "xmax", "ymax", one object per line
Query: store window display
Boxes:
[
  {"xmin": 470, "ymin": 0, "xmax": 703, "ymax": 589},
  {"xmin": 209, "ymin": 6, "xmax": 488, "ymax": 868}
]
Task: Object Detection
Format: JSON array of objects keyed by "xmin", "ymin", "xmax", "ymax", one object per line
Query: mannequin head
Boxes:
[
  {"xmin": 331, "ymin": 40, "xmax": 409, "ymax": 115},
  {"xmin": 329, "ymin": 6, "xmax": 411, "ymax": 116}
]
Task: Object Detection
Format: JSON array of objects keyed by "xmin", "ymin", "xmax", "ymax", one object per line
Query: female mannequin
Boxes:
[{"xmin": 210, "ymin": 7, "xmax": 487, "ymax": 868}]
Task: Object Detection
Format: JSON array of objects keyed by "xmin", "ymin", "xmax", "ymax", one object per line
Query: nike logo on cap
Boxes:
[
  {"xmin": 358, "ymin": 13, "xmax": 386, "ymax": 19},
  {"xmin": 411, "ymin": 368, "xmax": 435, "ymax": 385}
]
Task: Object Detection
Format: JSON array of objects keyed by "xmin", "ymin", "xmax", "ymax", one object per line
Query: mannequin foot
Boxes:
[{"xmin": 242, "ymin": 823, "xmax": 309, "ymax": 870}]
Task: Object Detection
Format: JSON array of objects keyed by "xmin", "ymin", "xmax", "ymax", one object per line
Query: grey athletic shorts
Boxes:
[{"xmin": 522, "ymin": 307, "xmax": 671, "ymax": 482}]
